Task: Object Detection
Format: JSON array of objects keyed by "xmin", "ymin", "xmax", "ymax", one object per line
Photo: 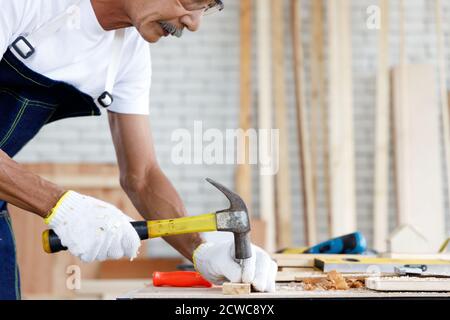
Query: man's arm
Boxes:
[
  {"xmin": 0, "ymin": 149, "xmax": 65, "ymax": 217},
  {"xmin": 108, "ymin": 111, "xmax": 205, "ymax": 261}
]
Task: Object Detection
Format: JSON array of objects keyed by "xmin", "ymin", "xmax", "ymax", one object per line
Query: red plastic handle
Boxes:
[{"xmin": 153, "ymin": 271, "xmax": 212, "ymax": 288}]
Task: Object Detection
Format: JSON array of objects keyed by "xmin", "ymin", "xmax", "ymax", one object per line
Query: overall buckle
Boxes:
[
  {"xmin": 11, "ymin": 36, "xmax": 35, "ymax": 59},
  {"xmin": 98, "ymin": 91, "xmax": 114, "ymax": 108}
]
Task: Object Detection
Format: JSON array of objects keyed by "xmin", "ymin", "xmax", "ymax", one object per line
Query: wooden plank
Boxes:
[
  {"xmin": 78, "ymin": 279, "xmax": 149, "ymax": 300},
  {"xmin": 250, "ymin": 219, "xmax": 266, "ymax": 249},
  {"xmin": 295, "ymin": 273, "xmax": 388, "ymax": 282},
  {"xmin": 381, "ymin": 252, "xmax": 450, "ymax": 260},
  {"xmin": 98, "ymin": 258, "xmax": 184, "ymax": 279},
  {"xmin": 277, "ymin": 270, "xmax": 318, "ymax": 282},
  {"xmin": 373, "ymin": 0, "xmax": 390, "ymax": 252},
  {"xmin": 291, "ymin": 0, "xmax": 317, "ymax": 245},
  {"xmin": 235, "ymin": 0, "xmax": 253, "ymax": 216},
  {"xmin": 435, "ymin": 0, "xmax": 450, "ymax": 222},
  {"xmin": 310, "ymin": 0, "xmax": 331, "ymax": 237},
  {"xmin": 391, "ymin": 65, "xmax": 446, "ymax": 252},
  {"xmin": 272, "ymin": 0, "xmax": 293, "ymax": 249},
  {"xmin": 257, "ymin": 0, "xmax": 276, "ymax": 253},
  {"xmin": 280, "ymin": 267, "xmax": 315, "ymax": 272},
  {"xmin": 272, "ymin": 253, "xmax": 365, "ymax": 268},
  {"xmin": 122, "ymin": 284, "xmax": 450, "ymax": 299},
  {"xmin": 309, "ymin": 0, "xmax": 323, "ymax": 204},
  {"xmin": 388, "ymin": 225, "xmax": 430, "ymax": 253},
  {"xmin": 328, "ymin": 0, "xmax": 356, "ymax": 236},
  {"xmin": 366, "ymin": 277, "xmax": 450, "ymax": 292},
  {"xmin": 222, "ymin": 282, "xmax": 251, "ymax": 295},
  {"xmin": 316, "ymin": 257, "xmax": 450, "ymax": 273}
]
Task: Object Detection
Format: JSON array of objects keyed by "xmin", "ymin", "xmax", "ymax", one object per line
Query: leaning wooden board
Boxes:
[
  {"xmin": 272, "ymin": 0, "xmax": 293, "ymax": 249},
  {"xmin": 257, "ymin": 0, "xmax": 276, "ymax": 253},
  {"xmin": 235, "ymin": 0, "xmax": 253, "ymax": 216},
  {"xmin": 391, "ymin": 65, "xmax": 446, "ymax": 252},
  {"xmin": 327, "ymin": 0, "xmax": 356, "ymax": 236},
  {"xmin": 291, "ymin": 0, "xmax": 317, "ymax": 245},
  {"xmin": 120, "ymin": 285, "xmax": 450, "ymax": 299},
  {"xmin": 373, "ymin": 0, "xmax": 390, "ymax": 252}
]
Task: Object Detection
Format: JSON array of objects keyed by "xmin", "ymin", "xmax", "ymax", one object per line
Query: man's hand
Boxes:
[
  {"xmin": 193, "ymin": 241, "xmax": 278, "ymax": 292},
  {"xmin": 46, "ymin": 191, "xmax": 141, "ymax": 262}
]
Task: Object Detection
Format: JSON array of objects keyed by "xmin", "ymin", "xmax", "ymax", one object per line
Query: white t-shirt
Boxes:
[{"xmin": 0, "ymin": 0, "xmax": 151, "ymax": 115}]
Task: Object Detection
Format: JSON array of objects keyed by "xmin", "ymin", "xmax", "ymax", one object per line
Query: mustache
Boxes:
[{"xmin": 159, "ymin": 21, "xmax": 184, "ymax": 38}]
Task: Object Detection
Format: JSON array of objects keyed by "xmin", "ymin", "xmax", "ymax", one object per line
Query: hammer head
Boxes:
[{"xmin": 206, "ymin": 178, "xmax": 252, "ymax": 260}]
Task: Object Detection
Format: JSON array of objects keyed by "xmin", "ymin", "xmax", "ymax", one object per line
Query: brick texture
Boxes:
[{"xmin": 13, "ymin": 0, "xmax": 450, "ymax": 251}]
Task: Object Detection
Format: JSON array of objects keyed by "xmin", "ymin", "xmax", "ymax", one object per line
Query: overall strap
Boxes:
[
  {"xmin": 10, "ymin": 0, "xmax": 82, "ymax": 59},
  {"xmin": 9, "ymin": 0, "xmax": 125, "ymax": 108},
  {"xmin": 97, "ymin": 29, "xmax": 125, "ymax": 108}
]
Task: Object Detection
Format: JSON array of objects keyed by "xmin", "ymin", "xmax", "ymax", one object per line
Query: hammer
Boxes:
[{"xmin": 42, "ymin": 178, "xmax": 252, "ymax": 260}]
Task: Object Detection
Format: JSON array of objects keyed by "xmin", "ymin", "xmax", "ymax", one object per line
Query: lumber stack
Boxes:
[{"xmin": 272, "ymin": 253, "xmax": 450, "ymax": 292}]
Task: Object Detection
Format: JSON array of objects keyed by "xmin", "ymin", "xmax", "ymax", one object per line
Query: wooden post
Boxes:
[
  {"xmin": 327, "ymin": 0, "xmax": 356, "ymax": 236},
  {"xmin": 257, "ymin": 0, "xmax": 276, "ymax": 252},
  {"xmin": 235, "ymin": 0, "xmax": 253, "ymax": 215},
  {"xmin": 373, "ymin": 0, "xmax": 390, "ymax": 252},
  {"xmin": 310, "ymin": 0, "xmax": 330, "ymax": 236},
  {"xmin": 272, "ymin": 0, "xmax": 293, "ymax": 249},
  {"xmin": 435, "ymin": 0, "xmax": 450, "ymax": 225},
  {"xmin": 291, "ymin": 0, "xmax": 317, "ymax": 245}
]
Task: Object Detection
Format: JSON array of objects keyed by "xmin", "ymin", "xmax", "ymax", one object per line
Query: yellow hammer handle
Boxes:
[
  {"xmin": 148, "ymin": 213, "xmax": 217, "ymax": 238},
  {"xmin": 43, "ymin": 213, "xmax": 218, "ymax": 254}
]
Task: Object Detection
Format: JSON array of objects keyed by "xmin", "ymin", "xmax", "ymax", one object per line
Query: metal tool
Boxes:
[
  {"xmin": 42, "ymin": 178, "xmax": 252, "ymax": 260},
  {"xmin": 304, "ymin": 232, "xmax": 367, "ymax": 254},
  {"xmin": 395, "ymin": 265, "xmax": 450, "ymax": 278},
  {"xmin": 277, "ymin": 232, "xmax": 367, "ymax": 254}
]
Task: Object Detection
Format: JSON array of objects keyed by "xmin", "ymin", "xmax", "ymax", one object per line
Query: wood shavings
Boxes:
[
  {"xmin": 301, "ymin": 270, "xmax": 364, "ymax": 291},
  {"xmin": 328, "ymin": 270, "xmax": 349, "ymax": 290}
]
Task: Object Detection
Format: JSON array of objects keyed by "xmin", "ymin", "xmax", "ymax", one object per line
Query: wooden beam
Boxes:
[
  {"xmin": 373, "ymin": 0, "xmax": 390, "ymax": 252},
  {"xmin": 435, "ymin": 0, "xmax": 450, "ymax": 225},
  {"xmin": 309, "ymin": 0, "xmax": 322, "ymax": 205},
  {"xmin": 222, "ymin": 282, "xmax": 251, "ymax": 295},
  {"xmin": 327, "ymin": 0, "xmax": 356, "ymax": 236},
  {"xmin": 366, "ymin": 277, "xmax": 450, "ymax": 292},
  {"xmin": 272, "ymin": 0, "xmax": 293, "ymax": 249},
  {"xmin": 235, "ymin": 0, "xmax": 253, "ymax": 216},
  {"xmin": 291, "ymin": 0, "xmax": 317, "ymax": 246},
  {"xmin": 257, "ymin": 0, "xmax": 276, "ymax": 252},
  {"xmin": 310, "ymin": 0, "xmax": 330, "ymax": 236}
]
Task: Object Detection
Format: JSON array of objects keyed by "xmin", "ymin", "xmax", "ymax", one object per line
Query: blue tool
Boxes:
[{"xmin": 304, "ymin": 232, "xmax": 367, "ymax": 254}]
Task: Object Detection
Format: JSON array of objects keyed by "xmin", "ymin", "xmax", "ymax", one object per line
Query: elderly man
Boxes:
[{"xmin": 0, "ymin": 0, "xmax": 277, "ymax": 300}]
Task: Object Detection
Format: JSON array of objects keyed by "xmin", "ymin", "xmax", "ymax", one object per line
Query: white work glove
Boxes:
[
  {"xmin": 193, "ymin": 241, "xmax": 278, "ymax": 292},
  {"xmin": 45, "ymin": 191, "xmax": 141, "ymax": 263}
]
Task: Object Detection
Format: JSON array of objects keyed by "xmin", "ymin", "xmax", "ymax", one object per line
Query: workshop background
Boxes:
[{"xmin": 9, "ymin": 0, "xmax": 450, "ymax": 298}]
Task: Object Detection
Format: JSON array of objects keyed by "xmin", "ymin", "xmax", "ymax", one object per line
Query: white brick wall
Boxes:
[{"xmin": 14, "ymin": 0, "xmax": 450, "ymax": 252}]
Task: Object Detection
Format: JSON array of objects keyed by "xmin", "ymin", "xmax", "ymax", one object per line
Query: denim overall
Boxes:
[{"xmin": 0, "ymin": 48, "xmax": 101, "ymax": 299}]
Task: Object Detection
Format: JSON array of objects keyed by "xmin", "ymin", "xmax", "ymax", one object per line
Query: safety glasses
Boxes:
[{"xmin": 181, "ymin": 0, "xmax": 224, "ymax": 16}]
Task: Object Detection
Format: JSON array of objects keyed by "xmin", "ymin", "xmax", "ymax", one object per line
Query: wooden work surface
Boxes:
[{"xmin": 120, "ymin": 284, "xmax": 450, "ymax": 300}]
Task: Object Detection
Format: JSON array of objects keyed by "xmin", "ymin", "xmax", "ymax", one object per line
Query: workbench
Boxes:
[{"xmin": 120, "ymin": 284, "xmax": 450, "ymax": 299}]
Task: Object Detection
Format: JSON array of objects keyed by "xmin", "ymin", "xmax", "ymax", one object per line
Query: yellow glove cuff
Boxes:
[
  {"xmin": 44, "ymin": 191, "xmax": 72, "ymax": 225},
  {"xmin": 192, "ymin": 243, "xmax": 207, "ymax": 273}
]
